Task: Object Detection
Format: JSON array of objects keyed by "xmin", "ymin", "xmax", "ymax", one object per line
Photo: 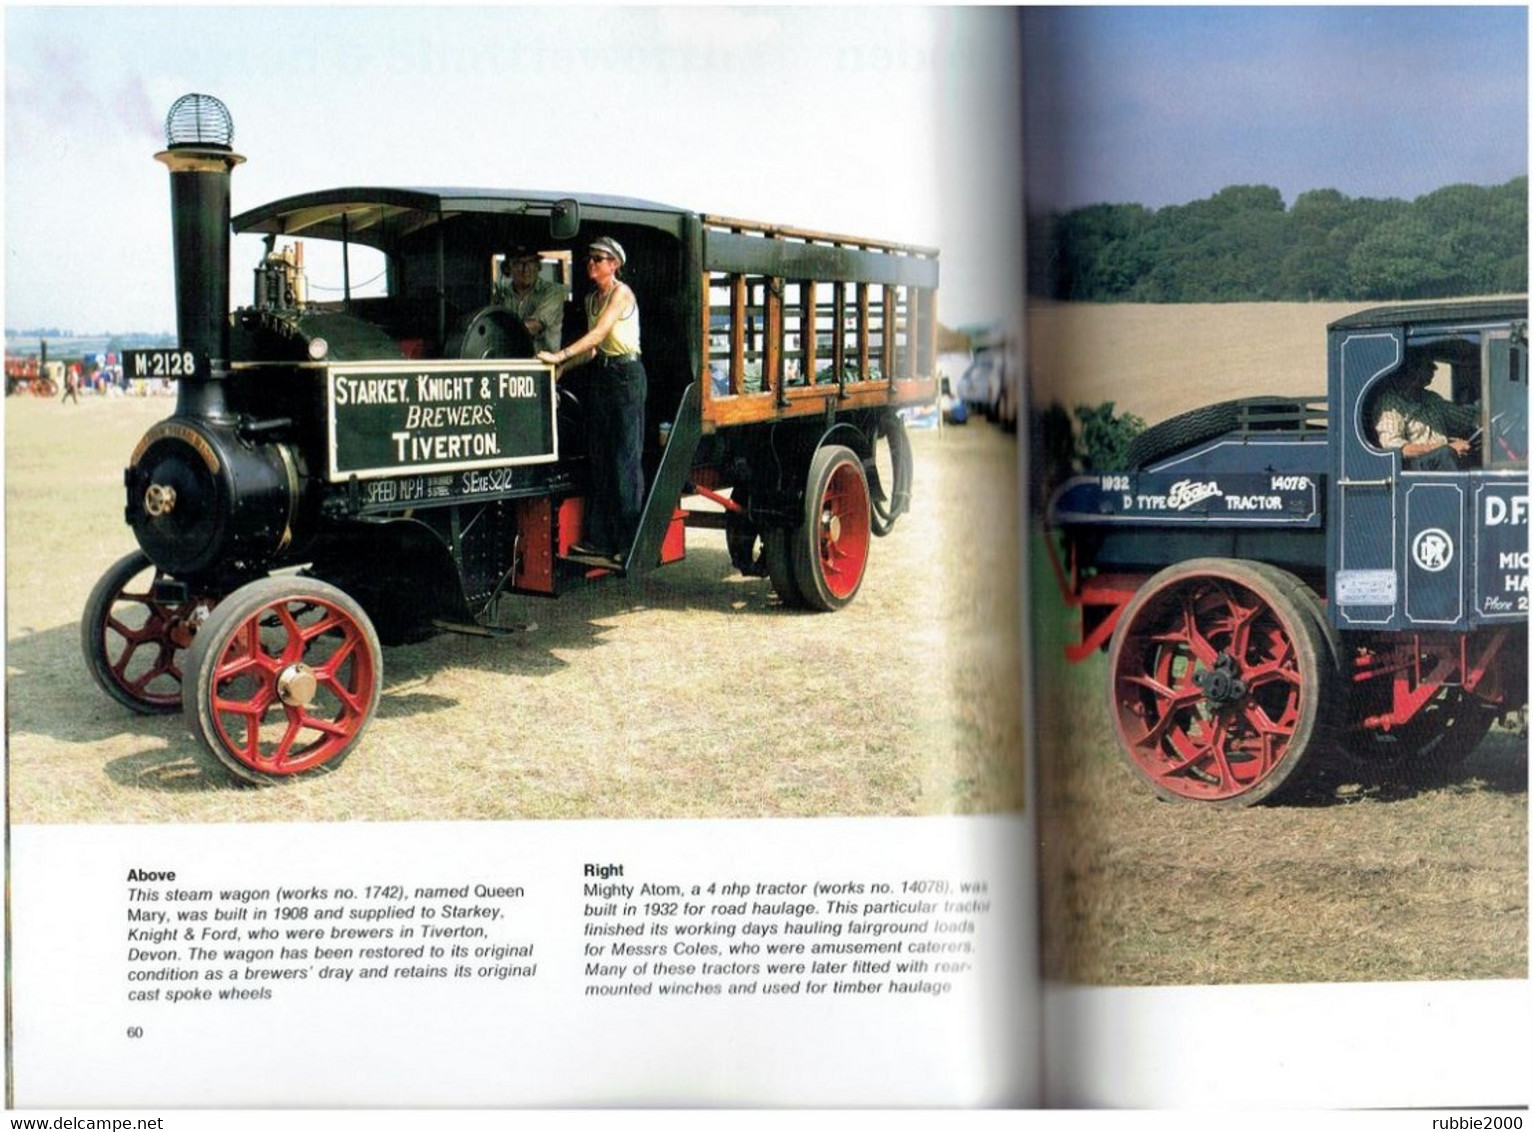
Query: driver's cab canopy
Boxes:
[
  {"xmin": 230, "ymin": 186, "xmax": 695, "ymax": 367},
  {"xmin": 1339, "ymin": 299, "xmax": 1528, "ymax": 471}
]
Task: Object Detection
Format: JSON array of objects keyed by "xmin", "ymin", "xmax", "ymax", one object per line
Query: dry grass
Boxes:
[
  {"xmin": 5, "ymin": 393, "xmax": 1022, "ymax": 825},
  {"xmin": 1030, "ymin": 302, "xmax": 1528, "ymax": 986},
  {"xmin": 1036, "ymin": 646, "xmax": 1527, "ymax": 985}
]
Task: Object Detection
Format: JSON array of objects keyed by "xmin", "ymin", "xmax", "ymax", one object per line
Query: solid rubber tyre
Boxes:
[
  {"xmin": 1125, "ymin": 397, "xmax": 1311, "ymax": 469},
  {"xmin": 183, "ymin": 576, "xmax": 382, "ymax": 786},
  {"xmin": 763, "ymin": 527, "xmax": 807, "ymax": 608},
  {"xmin": 1105, "ymin": 558, "xmax": 1341, "ymax": 806}
]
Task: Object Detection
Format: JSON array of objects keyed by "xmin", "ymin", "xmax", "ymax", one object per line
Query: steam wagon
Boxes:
[
  {"xmin": 83, "ymin": 95, "xmax": 938, "ymax": 785},
  {"xmin": 1046, "ymin": 298, "xmax": 1529, "ymax": 805}
]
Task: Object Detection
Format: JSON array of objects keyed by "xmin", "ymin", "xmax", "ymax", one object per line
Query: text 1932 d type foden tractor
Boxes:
[
  {"xmin": 1046, "ymin": 298, "xmax": 1529, "ymax": 805},
  {"xmin": 83, "ymin": 95, "xmax": 938, "ymax": 785}
]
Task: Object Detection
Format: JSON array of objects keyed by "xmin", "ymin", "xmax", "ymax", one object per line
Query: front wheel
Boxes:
[
  {"xmin": 1105, "ymin": 559, "xmax": 1341, "ymax": 805},
  {"xmin": 183, "ymin": 576, "xmax": 382, "ymax": 786},
  {"xmin": 82, "ymin": 550, "xmax": 217, "ymax": 714}
]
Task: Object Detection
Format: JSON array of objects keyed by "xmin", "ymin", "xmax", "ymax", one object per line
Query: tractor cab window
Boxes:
[
  {"xmin": 1367, "ymin": 332, "xmax": 1507, "ymax": 471},
  {"xmin": 239, "ymin": 235, "xmax": 390, "ymax": 311},
  {"xmin": 1484, "ymin": 326, "xmax": 1528, "ymax": 469},
  {"xmin": 1381, "ymin": 326, "xmax": 1530, "ymax": 470},
  {"xmin": 490, "ymin": 249, "xmax": 573, "ymax": 298},
  {"xmin": 1373, "ymin": 343, "xmax": 1477, "ymax": 466}
]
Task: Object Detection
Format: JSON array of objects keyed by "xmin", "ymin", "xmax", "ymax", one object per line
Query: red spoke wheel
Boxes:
[
  {"xmin": 1105, "ymin": 559, "xmax": 1340, "ymax": 806},
  {"xmin": 183, "ymin": 577, "xmax": 382, "ymax": 786},
  {"xmin": 790, "ymin": 444, "xmax": 873, "ymax": 612},
  {"xmin": 82, "ymin": 550, "xmax": 216, "ymax": 714}
]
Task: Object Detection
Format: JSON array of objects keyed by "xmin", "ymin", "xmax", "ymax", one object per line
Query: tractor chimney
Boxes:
[{"xmin": 155, "ymin": 93, "xmax": 244, "ymax": 420}]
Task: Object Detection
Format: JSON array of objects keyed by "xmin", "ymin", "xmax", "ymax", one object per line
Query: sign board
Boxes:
[
  {"xmin": 1474, "ymin": 481, "xmax": 1530, "ymax": 619},
  {"xmin": 326, "ymin": 361, "xmax": 557, "ymax": 481},
  {"xmin": 123, "ymin": 348, "xmax": 210, "ymax": 382},
  {"xmin": 1335, "ymin": 569, "xmax": 1398, "ymax": 606},
  {"xmin": 1047, "ymin": 471, "xmax": 1323, "ymax": 526}
]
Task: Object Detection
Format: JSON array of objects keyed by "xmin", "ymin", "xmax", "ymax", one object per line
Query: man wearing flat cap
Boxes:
[
  {"xmin": 538, "ymin": 236, "xmax": 646, "ymax": 561},
  {"xmin": 1373, "ymin": 352, "xmax": 1477, "ymax": 470},
  {"xmin": 495, "ymin": 247, "xmax": 565, "ymax": 355}
]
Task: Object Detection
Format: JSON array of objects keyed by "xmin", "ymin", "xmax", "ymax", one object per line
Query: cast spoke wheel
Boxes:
[
  {"xmin": 82, "ymin": 550, "xmax": 216, "ymax": 714},
  {"xmin": 184, "ymin": 577, "xmax": 382, "ymax": 786},
  {"xmin": 1106, "ymin": 559, "xmax": 1339, "ymax": 806},
  {"xmin": 790, "ymin": 444, "xmax": 872, "ymax": 612}
]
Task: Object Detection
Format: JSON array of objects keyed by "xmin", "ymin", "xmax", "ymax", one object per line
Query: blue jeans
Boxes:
[{"xmin": 586, "ymin": 356, "xmax": 647, "ymax": 552}]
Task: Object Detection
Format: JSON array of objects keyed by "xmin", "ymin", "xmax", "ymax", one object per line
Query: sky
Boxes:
[
  {"xmin": 2, "ymin": 6, "xmax": 1018, "ymax": 334},
  {"xmin": 1023, "ymin": 5, "xmax": 1529, "ymax": 213},
  {"xmin": 3, "ymin": 7, "xmax": 1528, "ymax": 336}
]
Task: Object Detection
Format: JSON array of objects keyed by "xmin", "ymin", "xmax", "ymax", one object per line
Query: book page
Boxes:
[
  {"xmin": 1023, "ymin": 6, "xmax": 1530, "ymax": 1108},
  {"xmin": 3, "ymin": 7, "xmax": 1032, "ymax": 1110}
]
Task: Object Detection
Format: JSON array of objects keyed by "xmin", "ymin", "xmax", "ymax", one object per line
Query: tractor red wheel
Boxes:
[
  {"xmin": 183, "ymin": 576, "xmax": 382, "ymax": 786},
  {"xmin": 82, "ymin": 550, "xmax": 216, "ymax": 714},
  {"xmin": 790, "ymin": 444, "xmax": 873, "ymax": 612},
  {"xmin": 1105, "ymin": 559, "xmax": 1340, "ymax": 806}
]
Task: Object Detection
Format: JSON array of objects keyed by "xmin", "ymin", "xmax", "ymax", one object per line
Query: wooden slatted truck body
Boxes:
[
  {"xmin": 1047, "ymin": 298, "xmax": 1528, "ymax": 805},
  {"xmin": 82, "ymin": 94, "xmax": 938, "ymax": 785}
]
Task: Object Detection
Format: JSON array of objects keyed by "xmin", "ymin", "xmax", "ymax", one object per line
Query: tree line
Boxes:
[{"xmin": 1028, "ymin": 178, "xmax": 1527, "ymax": 302}]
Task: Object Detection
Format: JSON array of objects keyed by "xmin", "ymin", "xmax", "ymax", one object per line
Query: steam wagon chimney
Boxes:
[{"xmin": 154, "ymin": 93, "xmax": 244, "ymax": 421}]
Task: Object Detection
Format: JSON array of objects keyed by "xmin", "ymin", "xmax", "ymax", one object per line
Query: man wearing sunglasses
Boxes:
[{"xmin": 539, "ymin": 236, "xmax": 646, "ymax": 562}]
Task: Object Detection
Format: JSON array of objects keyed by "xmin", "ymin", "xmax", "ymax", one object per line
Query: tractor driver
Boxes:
[
  {"xmin": 495, "ymin": 247, "xmax": 565, "ymax": 355},
  {"xmin": 1372, "ymin": 353, "xmax": 1476, "ymax": 471}
]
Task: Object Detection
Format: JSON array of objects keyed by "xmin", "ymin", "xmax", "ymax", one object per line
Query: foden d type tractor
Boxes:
[
  {"xmin": 84, "ymin": 95, "xmax": 937, "ymax": 785},
  {"xmin": 1047, "ymin": 298, "xmax": 1529, "ymax": 805}
]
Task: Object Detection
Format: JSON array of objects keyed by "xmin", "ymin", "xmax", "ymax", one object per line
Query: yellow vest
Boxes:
[{"xmin": 587, "ymin": 285, "xmax": 641, "ymax": 357}]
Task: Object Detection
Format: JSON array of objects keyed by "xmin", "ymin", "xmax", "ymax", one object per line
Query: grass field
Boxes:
[
  {"xmin": 1028, "ymin": 300, "xmax": 1356, "ymax": 423},
  {"xmin": 1029, "ymin": 302, "xmax": 1528, "ymax": 985},
  {"xmin": 4, "ymin": 393, "xmax": 1022, "ymax": 825}
]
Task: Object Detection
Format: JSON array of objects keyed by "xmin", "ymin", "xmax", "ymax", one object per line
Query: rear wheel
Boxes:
[
  {"xmin": 1105, "ymin": 559, "xmax": 1340, "ymax": 805},
  {"xmin": 763, "ymin": 527, "xmax": 806, "ymax": 608},
  {"xmin": 790, "ymin": 445, "xmax": 872, "ymax": 612},
  {"xmin": 184, "ymin": 576, "xmax": 382, "ymax": 786},
  {"xmin": 724, "ymin": 484, "xmax": 767, "ymax": 577},
  {"xmin": 1345, "ymin": 687, "xmax": 1497, "ymax": 780}
]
